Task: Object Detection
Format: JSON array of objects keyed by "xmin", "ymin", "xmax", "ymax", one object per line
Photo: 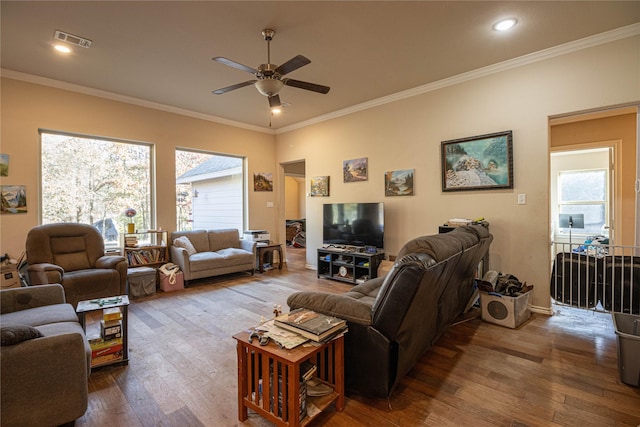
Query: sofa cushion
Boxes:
[
  {"xmin": 1, "ymin": 325, "xmax": 43, "ymax": 346},
  {"xmin": 208, "ymin": 229, "xmax": 241, "ymax": 252},
  {"xmin": 171, "ymin": 230, "xmax": 209, "ymax": 253},
  {"xmin": 0, "ymin": 303, "xmax": 79, "ymax": 327},
  {"xmin": 217, "ymin": 248, "xmax": 253, "ymax": 263},
  {"xmin": 173, "ymin": 236, "xmax": 197, "ymax": 255},
  {"xmin": 188, "ymin": 248, "xmax": 253, "ymax": 272}
]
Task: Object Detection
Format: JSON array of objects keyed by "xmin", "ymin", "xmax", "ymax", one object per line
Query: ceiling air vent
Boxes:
[{"xmin": 54, "ymin": 30, "xmax": 92, "ymax": 48}]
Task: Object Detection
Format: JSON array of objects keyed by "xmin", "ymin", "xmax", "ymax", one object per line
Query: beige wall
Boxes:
[
  {"xmin": 276, "ymin": 35, "xmax": 640, "ymax": 311},
  {"xmin": 284, "ymin": 176, "xmax": 300, "ymax": 219},
  {"xmin": 0, "ymin": 78, "xmax": 277, "ymax": 258}
]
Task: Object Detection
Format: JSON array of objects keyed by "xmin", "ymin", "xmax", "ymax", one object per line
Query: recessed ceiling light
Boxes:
[
  {"xmin": 492, "ymin": 18, "xmax": 518, "ymax": 32},
  {"xmin": 54, "ymin": 44, "xmax": 71, "ymax": 53}
]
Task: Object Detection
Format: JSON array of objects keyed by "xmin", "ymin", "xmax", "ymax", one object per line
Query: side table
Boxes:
[
  {"xmin": 76, "ymin": 295, "xmax": 129, "ymax": 368},
  {"xmin": 256, "ymin": 243, "xmax": 284, "ymax": 273},
  {"xmin": 233, "ymin": 331, "xmax": 344, "ymax": 426}
]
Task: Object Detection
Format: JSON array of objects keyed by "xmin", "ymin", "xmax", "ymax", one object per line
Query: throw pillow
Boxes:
[
  {"xmin": 173, "ymin": 236, "xmax": 197, "ymax": 255},
  {"xmin": 1, "ymin": 325, "xmax": 43, "ymax": 346}
]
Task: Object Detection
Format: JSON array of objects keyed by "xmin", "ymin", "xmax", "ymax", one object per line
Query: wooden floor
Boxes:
[{"xmin": 77, "ymin": 247, "xmax": 640, "ymax": 426}]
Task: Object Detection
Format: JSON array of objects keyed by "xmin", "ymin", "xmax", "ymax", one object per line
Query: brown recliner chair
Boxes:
[{"xmin": 26, "ymin": 223, "xmax": 128, "ymax": 307}]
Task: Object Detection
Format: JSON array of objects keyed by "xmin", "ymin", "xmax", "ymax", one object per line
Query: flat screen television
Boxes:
[{"xmin": 323, "ymin": 202, "xmax": 384, "ymax": 249}]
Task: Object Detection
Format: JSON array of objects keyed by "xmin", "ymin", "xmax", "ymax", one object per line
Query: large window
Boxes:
[
  {"xmin": 557, "ymin": 169, "xmax": 608, "ymax": 235},
  {"xmin": 40, "ymin": 132, "xmax": 153, "ymax": 247},
  {"xmin": 175, "ymin": 149, "xmax": 243, "ymax": 232}
]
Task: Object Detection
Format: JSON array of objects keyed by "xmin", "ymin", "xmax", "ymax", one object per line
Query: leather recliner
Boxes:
[
  {"xmin": 287, "ymin": 225, "xmax": 492, "ymax": 398},
  {"xmin": 26, "ymin": 222, "xmax": 128, "ymax": 307}
]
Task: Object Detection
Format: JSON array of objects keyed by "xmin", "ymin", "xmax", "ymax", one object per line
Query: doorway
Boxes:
[
  {"xmin": 283, "ymin": 160, "xmax": 306, "ymax": 268},
  {"xmin": 549, "ymin": 107, "xmax": 637, "ymax": 248}
]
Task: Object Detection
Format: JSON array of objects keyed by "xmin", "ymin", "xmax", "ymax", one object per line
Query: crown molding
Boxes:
[
  {"xmin": 2, "ymin": 23, "xmax": 638, "ymax": 136},
  {"xmin": 0, "ymin": 69, "xmax": 275, "ymax": 135},
  {"xmin": 276, "ymin": 23, "xmax": 640, "ymax": 134}
]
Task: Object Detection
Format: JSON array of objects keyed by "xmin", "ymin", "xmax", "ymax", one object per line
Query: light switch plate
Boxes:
[{"xmin": 517, "ymin": 194, "xmax": 526, "ymax": 205}]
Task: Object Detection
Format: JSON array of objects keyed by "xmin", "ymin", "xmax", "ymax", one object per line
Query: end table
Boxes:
[
  {"xmin": 233, "ymin": 330, "xmax": 344, "ymax": 426},
  {"xmin": 76, "ymin": 295, "xmax": 129, "ymax": 368},
  {"xmin": 256, "ymin": 243, "xmax": 284, "ymax": 273}
]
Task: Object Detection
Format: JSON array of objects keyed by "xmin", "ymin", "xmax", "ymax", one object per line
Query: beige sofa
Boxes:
[
  {"xmin": 170, "ymin": 229, "xmax": 256, "ymax": 284},
  {"xmin": 1, "ymin": 284, "xmax": 91, "ymax": 426}
]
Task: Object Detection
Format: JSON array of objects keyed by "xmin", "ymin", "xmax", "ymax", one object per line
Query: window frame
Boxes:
[
  {"xmin": 556, "ymin": 168, "xmax": 608, "ymax": 236},
  {"xmin": 39, "ymin": 129, "xmax": 155, "ymax": 246}
]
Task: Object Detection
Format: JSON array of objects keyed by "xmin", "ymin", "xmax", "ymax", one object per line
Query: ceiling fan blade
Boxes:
[
  {"xmin": 283, "ymin": 78, "xmax": 330, "ymax": 94},
  {"xmin": 268, "ymin": 94, "xmax": 281, "ymax": 108},
  {"xmin": 275, "ymin": 55, "xmax": 311, "ymax": 76},
  {"xmin": 213, "ymin": 57, "xmax": 257, "ymax": 74},
  {"xmin": 212, "ymin": 80, "xmax": 256, "ymax": 95}
]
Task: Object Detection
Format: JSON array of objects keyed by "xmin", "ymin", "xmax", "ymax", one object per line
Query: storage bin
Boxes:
[
  {"xmin": 480, "ymin": 291, "xmax": 531, "ymax": 329},
  {"xmin": 127, "ymin": 267, "xmax": 156, "ymax": 297},
  {"xmin": 160, "ymin": 270, "xmax": 184, "ymax": 292},
  {"xmin": 612, "ymin": 312, "xmax": 640, "ymax": 387}
]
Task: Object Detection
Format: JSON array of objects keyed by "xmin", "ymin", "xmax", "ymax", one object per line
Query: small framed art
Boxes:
[
  {"xmin": 343, "ymin": 157, "xmax": 368, "ymax": 183},
  {"xmin": 310, "ymin": 176, "xmax": 330, "ymax": 197}
]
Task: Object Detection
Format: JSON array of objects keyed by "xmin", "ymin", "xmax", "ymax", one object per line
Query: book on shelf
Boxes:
[
  {"xmin": 103, "ymin": 307, "xmax": 122, "ymax": 322},
  {"xmin": 124, "ymin": 236, "xmax": 138, "ymax": 248},
  {"xmin": 300, "ymin": 360, "xmax": 317, "ymax": 382},
  {"xmin": 91, "ymin": 350, "xmax": 123, "ymax": 367},
  {"xmin": 88, "ymin": 336, "xmax": 123, "ymax": 359},
  {"xmin": 275, "ymin": 308, "xmax": 347, "ymax": 342}
]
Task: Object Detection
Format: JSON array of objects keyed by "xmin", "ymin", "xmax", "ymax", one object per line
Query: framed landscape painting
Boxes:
[
  {"xmin": 1, "ymin": 185, "xmax": 27, "ymax": 214},
  {"xmin": 253, "ymin": 173, "xmax": 273, "ymax": 191},
  {"xmin": 0, "ymin": 154, "xmax": 8, "ymax": 176},
  {"xmin": 310, "ymin": 176, "xmax": 330, "ymax": 197},
  {"xmin": 385, "ymin": 169, "xmax": 414, "ymax": 196},
  {"xmin": 441, "ymin": 130, "xmax": 513, "ymax": 192},
  {"xmin": 343, "ymin": 157, "xmax": 368, "ymax": 183}
]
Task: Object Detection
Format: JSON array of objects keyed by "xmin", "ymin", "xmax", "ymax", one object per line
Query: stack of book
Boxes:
[
  {"xmin": 275, "ymin": 308, "xmax": 347, "ymax": 342},
  {"xmin": 89, "ymin": 307, "xmax": 123, "ymax": 367},
  {"xmin": 124, "ymin": 235, "xmax": 138, "ymax": 248}
]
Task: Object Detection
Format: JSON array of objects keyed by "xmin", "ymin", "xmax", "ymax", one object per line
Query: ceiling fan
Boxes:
[{"xmin": 212, "ymin": 29, "xmax": 330, "ymax": 109}]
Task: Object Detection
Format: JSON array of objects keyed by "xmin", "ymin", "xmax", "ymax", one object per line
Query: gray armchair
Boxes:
[
  {"xmin": 26, "ymin": 222, "xmax": 128, "ymax": 307},
  {"xmin": 1, "ymin": 284, "xmax": 90, "ymax": 426}
]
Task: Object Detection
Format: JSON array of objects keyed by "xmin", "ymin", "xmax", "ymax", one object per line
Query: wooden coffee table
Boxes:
[{"xmin": 233, "ymin": 330, "xmax": 344, "ymax": 426}]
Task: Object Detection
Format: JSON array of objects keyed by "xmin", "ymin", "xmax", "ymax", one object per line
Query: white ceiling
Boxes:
[{"xmin": 2, "ymin": 1, "xmax": 639, "ymax": 131}]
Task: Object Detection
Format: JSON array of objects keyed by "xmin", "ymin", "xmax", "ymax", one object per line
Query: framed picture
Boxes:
[
  {"xmin": 441, "ymin": 130, "xmax": 513, "ymax": 192},
  {"xmin": 310, "ymin": 176, "xmax": 330, "ymax": 197},
  {"xmin": 343, "ymin": 157, "xmax": 368, "ymax": 183},
  {"xmin": 0, "ymin": 154, "xmax": 9, "ymax": 177},
  {"xmin": 1, "ymin": 185, "xmax": 27, "ymax": 214},
  {"xmin": 253, "ymin": 173, "xmax": 273, "ymax": 191},
  {"xmin": 385, "ymin": 169, "xmax": 414, "ymax": 196}
]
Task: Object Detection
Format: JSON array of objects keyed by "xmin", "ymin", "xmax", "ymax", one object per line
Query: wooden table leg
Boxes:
[
  {"xmin": 334, "ymin": 336, "xmax": 345, "ymax": 411},
  {"xmin": 237, "ymin": 342, "xmax": 248, "ymax": 421},
  {"xmin": 277, "ymin": 246, "xmax": 283, "ymax": 270}
]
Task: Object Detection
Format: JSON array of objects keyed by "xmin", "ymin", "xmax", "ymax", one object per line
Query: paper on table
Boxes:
[{"xmin": 257, "ymin": 319, "xmax": 309, "ymax": 349}]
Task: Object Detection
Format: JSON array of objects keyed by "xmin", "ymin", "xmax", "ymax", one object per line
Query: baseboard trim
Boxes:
[{"xmin": 530, "ymin": 304, "xmax": 554, "ymax": 316}]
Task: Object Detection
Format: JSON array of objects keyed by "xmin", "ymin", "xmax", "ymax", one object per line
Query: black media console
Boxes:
[{"xmin": 317, "ymin": 247, "xmax": 385, "ymax": 284}]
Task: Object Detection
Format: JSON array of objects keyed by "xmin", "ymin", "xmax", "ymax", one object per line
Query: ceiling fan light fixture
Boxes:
[{"xmin": 255, "ymin": 78, "xmax": 284, "ymax": 97}]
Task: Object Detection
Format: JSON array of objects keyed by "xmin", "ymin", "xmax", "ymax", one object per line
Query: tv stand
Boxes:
[{"xmin": 317, "ymin": 248, "xmax": 385, "ymax": 284}]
